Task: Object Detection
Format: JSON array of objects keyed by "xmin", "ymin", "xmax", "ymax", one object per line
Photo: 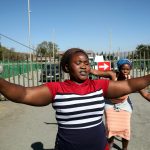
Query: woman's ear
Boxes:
[{"xmin": 65, "ymin": 64, "xmax": 69, "ymax": 73}]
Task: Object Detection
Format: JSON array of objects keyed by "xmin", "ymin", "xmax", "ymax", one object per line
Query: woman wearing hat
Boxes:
[{"xmin": 100, "ymin": 59, "xmax": 149, "ymax": 150}]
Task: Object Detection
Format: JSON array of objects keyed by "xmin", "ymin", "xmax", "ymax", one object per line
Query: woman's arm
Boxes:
[
  {"xmin": 0, "ymin": 78, "xmax": 52, "ymax": 106},
  {"xmin": 90, "ymin": 69, "xmax": 116, "ymax": 80},
  {"xmin": 106, "ymin": 75, "xmax": 150, "ymax": 99}
]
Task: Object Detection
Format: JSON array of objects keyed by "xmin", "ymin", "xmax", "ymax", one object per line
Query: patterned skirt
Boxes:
[{"xmin": 105, "ymin": 108, "xmax": 131, "ymax": 140}]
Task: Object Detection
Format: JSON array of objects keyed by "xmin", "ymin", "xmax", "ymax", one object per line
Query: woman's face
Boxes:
[
  {"xmin": 120, "ymin": 64, "xmax": 131, "ymax": 78},
  {"xmin": 68, "ymin": 52, "xmax": 90, "ymax": 83}
]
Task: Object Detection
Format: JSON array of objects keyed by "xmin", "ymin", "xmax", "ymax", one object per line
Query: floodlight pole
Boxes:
[
  {"xmin": 109, "ymin": 31, "xmax": 112, "ymax": 52},
  {"xmin": 28, "ymin": 0, "xmax": 31, "ymax": 61},
  {"xmin": 0, "ymin": 35, "xmax": 1, "ymax": 47},
  {"xmin": 52, "ymin": 29, "xmax": 55, "ymax": 60},
  {"xmin": 27, "ymin": 0, "xmax": 33, "ymax": 83}
]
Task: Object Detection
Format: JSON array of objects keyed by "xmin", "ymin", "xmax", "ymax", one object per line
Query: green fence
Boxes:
[
  {"xmin": 0, "ymin": 51, "xmax": 150, "ymax": 101},
  {"xmin": 0, "ymin": 62, "xmax": 41, "ymax": 79}
]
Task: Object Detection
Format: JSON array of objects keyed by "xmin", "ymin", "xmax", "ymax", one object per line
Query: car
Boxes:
[
  {"xmin": 111, "ymin": 61, "xmax": 118, "ymax": 71},
  {"xmin": 40, "ymin": 63, "xmax": 62, "ymax": 82},
  {"xmin": 0, "ymin": 64, "xmax": 3, "ymax": 74}
]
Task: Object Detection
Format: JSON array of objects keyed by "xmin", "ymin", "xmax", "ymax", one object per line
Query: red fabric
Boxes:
[
  {"xmin": 45, "ymin": 79, "xmax": 109, "ymax": 100},
  {"xmin": 105, "ymin": 143, "xmax": 110, "ymax": 150}
]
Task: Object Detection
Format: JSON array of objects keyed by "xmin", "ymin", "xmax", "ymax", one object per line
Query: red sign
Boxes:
[{"xmin": 98, "ymin": 61, "xmax": 111, "ymax": 71}]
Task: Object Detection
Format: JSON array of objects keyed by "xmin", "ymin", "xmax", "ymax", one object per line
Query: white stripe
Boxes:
[
  {"xmin": 58, "ymin": 116, "xmax": 101, "ymax": 125},
  {"xmin": 56, "ymin": 111, "xmax": 103, "ymax": 119},
  {"xmin": 56, "ymin": 103, "xmax": 105, "ymax": 113},
  {"xmin": 53, "ymin": 96, "xmax": 104, "ymax": 106},
  {"xmin": 59, "ymin": 121, "xmax": 102, "ymax": 129},
  {"xmin": 55, "ymin": 89, "xmax": 103, "ymax": 99}
]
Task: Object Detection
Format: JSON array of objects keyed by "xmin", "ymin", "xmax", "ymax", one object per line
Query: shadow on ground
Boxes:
[
  {"xmin": 112, "ymin": 137, "xmax": 122, "ymax": 150},
  {"xmin": 113, "ymin": 143, "xmax": 122, "ymax": 150},
  {"xmin": 31, "ymin": 142, "xmax": 54, "ymax": 150},
  {"xmin": 44, "ymin": 122, "xmax": 57, "ymax": 125},
  {"xmin": 30, "ymin": 122, "xmax": 57, "ymax": 150}
]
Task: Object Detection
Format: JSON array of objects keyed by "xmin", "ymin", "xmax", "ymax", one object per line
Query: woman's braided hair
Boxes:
[{"xmin": 60, "ymin": 48, "xmax": 88, "ymax": 73}]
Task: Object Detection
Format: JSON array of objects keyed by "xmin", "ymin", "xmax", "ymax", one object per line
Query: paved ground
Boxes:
[{"xmin": 0, "ymin": 93, "xmax": 150, "ymax": 150}]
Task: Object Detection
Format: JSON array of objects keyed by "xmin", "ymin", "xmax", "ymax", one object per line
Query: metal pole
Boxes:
[
  {"xmin": 27, "ymin": 0, "xmax": 32, "ymax": 82},
  {"xmin": 109, "ymin": 31, "xmax": 112, "ymax": 52},
  {"xmin": 0, "ymin": 35, "xmax": 1, "ymax": 47},
  {"xmin": 52, "ymin": 29, "xmax": 55, "ymax": 59},
  {"xmin": 28, "ymin": 0, "xmax": 31, "ymax": 61}
]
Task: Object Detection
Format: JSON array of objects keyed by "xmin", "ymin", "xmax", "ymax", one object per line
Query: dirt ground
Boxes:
[{"xmin": 0, "ymin": 93, "xmax": 150, "ymax": 150}]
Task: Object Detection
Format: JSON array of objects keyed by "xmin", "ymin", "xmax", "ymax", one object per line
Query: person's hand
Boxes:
[
  {"xmin": 118, "ymin": 73, "xmax": 130, "ymax": 81},
  {"xmin": 108, "ymin": 70, "xmax": 116, "ymax": 81},
  {"xmin": 90, "ymin": 69, "xmax": 100, "ymax": 76},
  {"xmin": 90, "ymin": 69, "xmax": 116, "ymax": 80}
]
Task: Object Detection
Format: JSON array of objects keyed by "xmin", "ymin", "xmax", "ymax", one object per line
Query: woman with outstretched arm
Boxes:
[{"xmin": 0, "ymin": 48, "xmax": 150, "ymax": 150}]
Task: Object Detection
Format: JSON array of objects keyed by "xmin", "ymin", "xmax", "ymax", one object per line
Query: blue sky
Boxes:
[{"xmin": 0, "ymin": 0, "xmax": 150, "ymax": 53}]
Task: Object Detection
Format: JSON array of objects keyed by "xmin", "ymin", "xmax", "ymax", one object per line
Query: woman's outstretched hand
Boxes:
[{"xmin": 90, "ymin": 69, "xmax": 116, "ymax": 80}]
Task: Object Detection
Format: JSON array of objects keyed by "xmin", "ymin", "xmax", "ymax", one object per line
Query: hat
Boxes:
[{"xmin": 117, "ymin": 59, "xmax": 132, "ymax": 69}]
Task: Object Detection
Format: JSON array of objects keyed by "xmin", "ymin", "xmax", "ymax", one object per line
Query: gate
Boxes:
[{"xmin": 0, "ymin": 51, "xmax": 150, "ymax": 101}]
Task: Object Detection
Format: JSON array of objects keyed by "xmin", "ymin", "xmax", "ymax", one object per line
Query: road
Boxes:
[
  {"xmin": 0, "ymin": 93, "xmax": 150, "ymax": 150},
  {"xmin": 0, "ymin": 102, "xmax": 57, "ymax": 150}
]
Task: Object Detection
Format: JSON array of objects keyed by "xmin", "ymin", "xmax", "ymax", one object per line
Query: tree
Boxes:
[
  {"xmin": 0, "ymin": 46, "xmax": 10, "ymax": 61},
  {"xmin": 0, "ymin": 46, "xmax": 27, "ymax": 61},
  {"xmin": 134, "ymin": 44, "xmax": 150, "ymax": 59},
  {"xmin": 36, "ymin": 41, "xmax": 59, "ymax": 57}
]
